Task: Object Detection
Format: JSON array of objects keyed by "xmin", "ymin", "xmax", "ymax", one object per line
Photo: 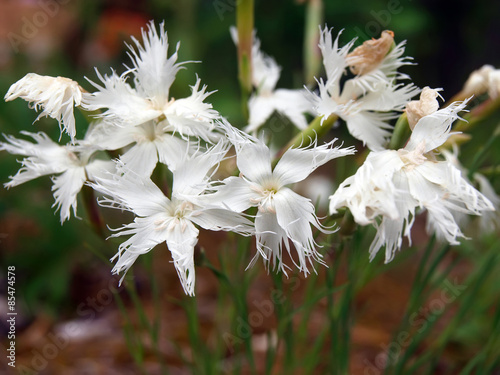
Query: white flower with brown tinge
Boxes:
[
  {"xmin": 4, "ymin": 74, "xmax": 84, "ymax": 141},
  {"xmin": 90, "ymin": 141, "xmax": 253, "ymax": 296},
  {"xmin": 309, "ymin": 27, "xmax": 420, "ymax": 151},
  {"xmin": 210, "ymin": 122, "xmax": 355, "ymax": 274},
  {"xmin": 0, "ymin": 131, "xmax": 114, "ymax": 223},
  {"xmin": 329, "ymin": 100, "xmax": 494, "ymax": 262}
]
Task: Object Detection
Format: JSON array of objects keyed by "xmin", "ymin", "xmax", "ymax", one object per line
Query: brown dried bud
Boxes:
[
  {"xmin": 346, "ymin": 30, "xmax": 395, "ymax": 75},
  {"xmin": 405, "ymin": 87, "xmax": 440, "ymax": 130}
]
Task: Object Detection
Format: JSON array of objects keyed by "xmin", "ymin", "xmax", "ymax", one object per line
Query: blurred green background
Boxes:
[
  {"xmin": 1, "ymin": 0, "xmax": 499, "ymax": 333},
  {"xmin": 0, "ymin": 0, "xmax": 499, "ymax": 373}
]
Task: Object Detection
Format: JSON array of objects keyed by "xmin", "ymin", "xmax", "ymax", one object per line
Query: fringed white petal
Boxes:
[
  {"xmin": 127, "ymin": 21, "xmax": 187, "ymax": 107},
  {"xmin": 318, "ymin": 26, "xmax": 355, "ymax": 95},
  {"xmin": 246, "ymin": 89, "xmax": 312, "ymax": 134},
  {"xmin": 165, "ymin": 78, "xmax": 219, "ymax": 125},
  {"xmin": 253, "ymin": 211, "xmax": 291, "ymax": 274},
  {"xmin": 406, "ymin": 100, "xmax": 468, "ymax": 153},
  {"xmin": 51, "ymin": 167, "xmax": 87, "ymax": 223},
  {"xmin": 190, "ymin": 207, "xmax": 254, "ymax": 236},
  {"xmin": 84, "ymin": 69, "xmax": 160, "ymax": 127},
  {"xmin": 90, "ymin": 167, "xmax": 170, "ymax": 217},
  {"xmin": 274, "ymin": 138, "xmax": 356, "ymax": 185},
  {"xmin": 166, "ymin": 220, "xmax": 199, "ymax": 296},
  {"xmin": 344, "ymin": 111, "xmax": 395, "ymax": 151},
  {"xmin": 205, "ymin": 176, "xmax": 259, "ymax": 213},
  {"xmin": 273, "ymin": 188, "xmax": 330, "ymax": 275},
  {"xmin": 329, "ymin": 150, "xmax": 404, "ymax": 225},
  {"xmin": 172, "ymin": 141, "xmax": 228, "ymax": 197},
  {"xmin": 110, "ymin": 213, "xmax": 172, "ymax": 281},
  {"xmin": 119, "ymin": 142, "xmax": 159, "ymax": 178},
  {"xmin": 1, "ymin": 131, "xmax": 74, "ymax": 187},
  {"xmin": 5, "ymin": 74, "xmax": 83, "ymax": 141}
]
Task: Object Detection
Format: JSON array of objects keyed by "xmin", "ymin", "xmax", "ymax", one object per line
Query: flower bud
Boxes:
[
  {"xmin": 462, "ymin": 64, "xmax": 494, "ymax": 97},
  {"xmin": 487, "ymin": 69, "xmax": 500, "ymax": 99},
  {"xmin": 346, "ymin": 30, "xmax": 394, "ymax": 75},
  {"xmin": 405, "ymin": 87, "xmax": 440, "ymax": 130}
]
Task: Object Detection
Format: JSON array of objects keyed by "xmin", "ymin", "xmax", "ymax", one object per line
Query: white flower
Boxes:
[
  {"xmin": 461, "ymin": 64, "xmax": 494, "ymax": 97},
  {"xmin": 330, "ymin": 101, "xmax": 494, "ymax": 262},
  {"xmin": 309, "ymin": 27, "xmax": 420, "ymax": 151},
  {"xmin": 83, "ymin": 21, "xmax": 220, "ymax": 139},
  {"xmin": 0, "ymin": 131, "xmax": 114, "ymax": 223},
  {"xmin": 210, "ymin": 122, "xmax": 355, "ymax": 274},
  {"xmin": 487, "ymin": 69, "xmax": 500, "ymax": 99},
  {"xmin": 461, "ymin": 64, "xmax": 500, "ymax": 100},
  {"xmin": 442, "ymin": 147, "xmax": 500, "ymax": 233},
  {"xmin": 90, "ymin": 141, "xmax": 253, "ymax": 295},
  {"xmin": 85, "ymin": 119, "xmax": 195, "ymax": 177},
  {"xmin": 474, "ymin": 173, "xmax": 500, "ymax": 232},
  {"xmin": 231, "ymin": 27, "xmax": 313, "ymax": 134},
  {"xmin": 4, "ymin": 73, "xmax": 83, "ymax": 141}
]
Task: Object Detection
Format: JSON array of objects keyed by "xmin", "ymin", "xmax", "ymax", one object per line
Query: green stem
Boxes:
[
  {"xmin": 236, "ymin": 0, "xmax": 254, "ymax": 120},
  {"xmin": 467, "ymin": 124, "xmax": 500, "ymax": 180},
  {"xmin": 303, "ymin": 0, "xmax": 323, "ymax": 87}
]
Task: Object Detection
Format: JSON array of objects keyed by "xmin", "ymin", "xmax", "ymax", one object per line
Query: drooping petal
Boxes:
[
  {"xmin": 246, "ymin": 89, "xmax": 312, "ymax": 134},
  {"xmin": 165, "ymin": 220, "xmax": 199, "ymax": 296},
  {"xmin": 474, "ymin": 173, "xmax": 500, "ymax": 233},
  {"xmin": 253, "ymin": 210, "xmax": 291, "ymax": 273},
  {"xmin": 329, "ymin": 150, "xmax": 404, "ymax": 224},
  {"xmin": 5, "ymin": 73, "xmax": 83, "ymax": 140},
  {"xmin": 406, "ymin": 165, "xmax": 466, "ymax": 245},
  {"xmin": 369, "ymin": 215, "xmax": 407, "ymax": 263},
  {"xmin": 368, "ymin": 169, "xmax": 416, "ymax": 262},
  {"xmin": 110, "ymin": 213, "xmax": 172, "ymax": 279},
  {"xmin": 83, "ymin": 120, "xmax": 139, "ymax": 150},
  {"xmin": 273, "ymin": 187, "xmax": 329, "ymax": 274},
  {"xmin": 51, "ymin": 167, "xmax": 87, "ymax": 223}
]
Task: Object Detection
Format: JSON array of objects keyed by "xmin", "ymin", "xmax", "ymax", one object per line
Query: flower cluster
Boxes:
[
  {"xmin": 330, "ymin": 90, "xmax": 494, "ymax": 262},
  {"xmin": 2, "ymin": 21, "xmax": 498, "ymax": 295}
]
